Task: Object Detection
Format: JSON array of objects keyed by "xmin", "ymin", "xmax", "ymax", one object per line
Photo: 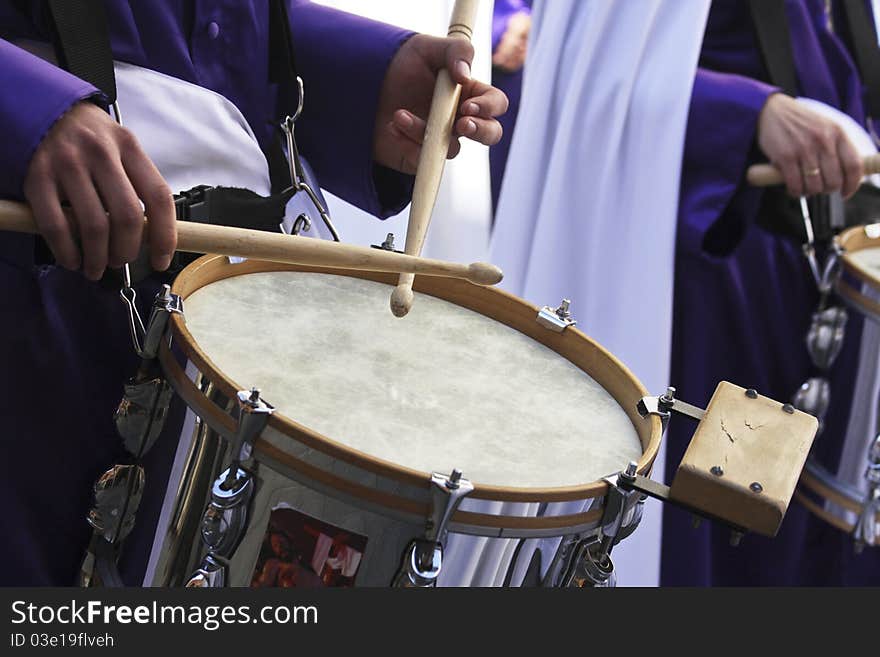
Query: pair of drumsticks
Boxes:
[{"xmin": 0, "ymin": 0, "xmax": 484, "ymax": 318}]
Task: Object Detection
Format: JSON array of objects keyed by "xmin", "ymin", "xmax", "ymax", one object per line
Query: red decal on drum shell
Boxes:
[{"xmin": 250, "ymin": 506, "xmax": 367, "ymax": 588}]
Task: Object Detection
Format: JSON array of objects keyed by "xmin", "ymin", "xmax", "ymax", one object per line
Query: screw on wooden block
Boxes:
[
  {"xmin": 710, "ymin": 466, "xmax": 724, "ymax": 477},
  {"xmin": 745, "ymin": 388, "xmax": 758, "ymax": 399},
  {"xmin": 750, "ymin": 482, "xmax": 763, "ymax": 493}
]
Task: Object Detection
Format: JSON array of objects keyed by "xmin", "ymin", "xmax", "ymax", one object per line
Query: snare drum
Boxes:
[
  {"xmin": 796, "ymin": 224, "xmax": 880, "ymax": 548},
  {"xmin": 145, "ymin": 255, "xmax": 662, "ymax": 587}
]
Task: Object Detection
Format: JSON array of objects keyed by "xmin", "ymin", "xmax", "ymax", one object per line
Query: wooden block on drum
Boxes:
[{"xmin": 668, "ymin": 381, "xmax": 818, "ymax": 537}]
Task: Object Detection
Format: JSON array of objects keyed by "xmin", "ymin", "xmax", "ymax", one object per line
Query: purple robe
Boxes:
[
  {"xmin": 0, "ymin": 1, "xmax": 413, "ymax": 585},
  {"xmin": 662, "ymin": 0, "xmax": 879, "ymax": 585},
  {"xmin": 489, "ymin": 0, "xmax": 531, "ymax": 215}
]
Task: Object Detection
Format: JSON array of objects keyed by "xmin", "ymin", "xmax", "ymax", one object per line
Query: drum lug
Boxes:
[
  {"xmin": 537, "ymin": 299, "xmax": 577, "ymax": 332},
  {"xmin": 184, "ymin": 389, "xmax": 272, "ymax": 587},
  {"xmin": 854, "ymin": 435, "xmax": 880, "ymax": 552},
  {"xmin": 201, "ymin": 467, "xmax": 255, "ymax": 558},
  {"xmin": 222, "ymin": 388, "xmax": 274, "ymax": 490},
  {"xmin": 555, "ymin": 536, "xmax": 616, "ymax": 588},
  {"xmin": 141, "ymin": 284, "xmax": 184, "ymax": 362},
  {"xmin": 185, "ymin": 554, "xmax": 228, "ymax": 588},
  {"xmin": 393, "ymin": 469, "xmax": 474, "ymax": 587}
]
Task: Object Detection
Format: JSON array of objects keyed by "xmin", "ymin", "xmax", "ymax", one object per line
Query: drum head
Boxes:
[{"xmin": 168, "ymin": 258, "xmax": 659, "ymax": 497}]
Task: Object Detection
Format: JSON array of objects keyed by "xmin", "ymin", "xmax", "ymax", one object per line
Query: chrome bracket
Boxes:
[
  {"xmin": 393, "ymin": 469, "xmax": 474, "ymax": 587},
  {"xmin": 556, "ymin": 536, "xmax": 616, "ymax": 588},
  {"xmin": 854, "ymin": 435, "xmax": 880, "ymax": 553},
  {"xmin": 223, "ymin": 388, "xmax": 274, "ymax": 489},
  {"xmin": 185, "ymin": 554, "xmax": 228, "ymax": 588},
  {"xmin": 537, "ymin": 299, "xmax": 577, "ymax": 333},
  {"xmin": 141, "ymin": 284, "xmax": 184, "ymax": 361},
  {"xmin": 201, "ymin": 467, "xmax": 255, "ymax": 559},
  {"xmin": 638, "ymin": 387, "xmax": 705, "ymax": 430}
]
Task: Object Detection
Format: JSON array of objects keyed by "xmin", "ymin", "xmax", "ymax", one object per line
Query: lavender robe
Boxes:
[
  {"xmin": 0, "ymin": 1, "xmax": 413, "ymax": 585},
  {"xmin": 662, "ymin": 0, "xmax": 879, "ymax": 586}
]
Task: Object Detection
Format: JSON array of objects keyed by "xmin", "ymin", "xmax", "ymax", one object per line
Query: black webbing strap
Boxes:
[
  {"xmin": 46, "ymin": 0, "xmax": 117, "ymax": 103},
  {"xmin": 269, "ymin": 0, "xmax": 298, "ymax": 86},
  {"xmin": 749, "ymin": 0, "xmax": 799, "ymax": 96},
  {"xmin": 841, "ymin": 0, "xmax": 880, "ymax": 118}
]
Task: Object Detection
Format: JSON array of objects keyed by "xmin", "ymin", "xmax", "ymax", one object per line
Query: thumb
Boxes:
[{"xmin": 420, "ymin": 35, "xmax": 475, "ymax": 84}]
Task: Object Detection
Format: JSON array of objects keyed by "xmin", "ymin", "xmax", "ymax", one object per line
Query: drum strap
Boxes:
[
  {"xmin": 840, "ymin": 0, "xmax": 880, "ymax": 120},
  {"xmin": 748, "ymin": 0, "xmax": 799, "ymax": 97}
]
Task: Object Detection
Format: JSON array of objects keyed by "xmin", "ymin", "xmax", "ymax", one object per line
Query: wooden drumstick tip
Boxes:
[
  {"xmin": 468, "ymin": 262, "xmax": 504, "ymax": 286},
  {"xmin": 390, "ymin": 284, "xmax": 415, "ymax": 318}
]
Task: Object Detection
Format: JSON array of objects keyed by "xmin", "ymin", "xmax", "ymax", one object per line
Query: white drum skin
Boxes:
[
  {"xmin": 183, "ymin": 271, "xmax": 642, "ymax": 488},
  {"xmin": 150, "ymin": 259, "xmax": 658, "ymax": 587}
]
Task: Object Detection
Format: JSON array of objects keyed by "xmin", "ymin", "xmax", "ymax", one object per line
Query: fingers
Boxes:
[
  {"xmin": 24, "ymin": 176, "xmax": 80, "ymax": 271},
  {"xmin": 120, "ymin": 134, "xmax": 175, "ymax": 271},
  {"xmin": 774, "ymin": 152, "xmax": 805, "ymax": 198},
  {"xmin": 391, "ymin": 110, "xmax": 464, "ymax": 165},
  {"xmin": 455, "ymin": 115, "xmax": 502, "ymax": 146},
  {"xmin": 379, "ymin": 116, "xmax": 420, "ymax": 174},
  {"xmin": 837, "ymin": 136, "xmax": 864, "ymax": 199},
  {"xmin": 94, "ymin": 157, "xmax": 146, "ymax": 269},
  {"xmin": 460, "ymin": 79, "xmax": 509, "ymax": 120},
  {"xmin": 60, "ymin": 168, "xmax": 109, "ymax": 281},
  {"xmin": 801, "ymin": 159, "xmax": 824, "ymax": 198}
]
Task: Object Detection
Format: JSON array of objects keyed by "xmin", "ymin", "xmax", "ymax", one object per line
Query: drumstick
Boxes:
[
  {"xmin": 390, "ymin": 0, "xmax": 480, "ymax": 318},
  {"xmin": 746, "ymin": 153, "xmax": 880, "ymax": 187},
  {"xmin": 0, "ymin": 200, "xmax": 503, "ymax": 285}
]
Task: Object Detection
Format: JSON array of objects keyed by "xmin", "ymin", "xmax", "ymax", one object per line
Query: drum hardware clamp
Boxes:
[
  {"xmin": 537, "ymin": 298, "xmax": 577, "ymax": 333},
  {"xmin": 853, "ymin": 435, "xmax": 880, "ymax": 552},
  {"xmin": 393, "ymin": 469, "xmax": 474, "ymax": 587},
  {"xmin": 634, "ymin": 388, "xmax": 750, "ymax": 544},
  {"xmin": 550, "ymin": 463, "xmax": 642, "ymax": 588},
  {"xmin": 186, "ymin": 389, "xmax": 274, "ymax": 587}
]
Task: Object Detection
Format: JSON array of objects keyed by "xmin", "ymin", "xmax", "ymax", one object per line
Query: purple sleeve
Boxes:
[
  {"xmin": 678, "ymin": 67, "xmax": 779, "ymax": 255},
  {"xmin": 288, "ymin": 0, "xmax": 415, "ymax": 218},
  {"xmin": 492, "ymin": 0, "xmax": 529, "ymax": 52},
  {"xmin": 0, "ymin": 39, "xmax": 100, "ymax": 199}
]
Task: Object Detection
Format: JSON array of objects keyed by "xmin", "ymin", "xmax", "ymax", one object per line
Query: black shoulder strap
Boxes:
[
  {"xmin": 749, "ymin": 0, "xmax": 799, "ymax": 96},
  {"xmin": 840, "ymin": 0, "xmax": 880, "ymax": 118},
  {"xmin": 46, "ymin": 0, "xmax": 117, "ymax": 103},
  {"xmin": 269, "ymin": 0, "xmax": 299, "ymax": 86}
]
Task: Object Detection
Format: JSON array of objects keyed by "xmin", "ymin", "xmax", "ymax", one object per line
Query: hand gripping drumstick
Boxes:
[
  {"xmin": 746, "ymin": 153, "xmax": 880, "ymax": 187},
  {"xmin": 0, "ymin": 200, "xmax": 503, "ymax": 285},
  {"xmin": 390, "ymin": 0, "xmax": 480, "ymax": 318}
]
